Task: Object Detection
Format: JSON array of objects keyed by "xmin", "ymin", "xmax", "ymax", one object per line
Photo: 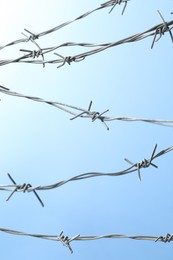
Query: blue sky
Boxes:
[{"xmin": 0, "ymin": 0, "xmax": 173, "ymax": 259}]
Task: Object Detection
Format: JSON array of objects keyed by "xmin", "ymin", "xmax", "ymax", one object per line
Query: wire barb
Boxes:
[
  {"xmin": 91, "ymin": 109, "xmax": 110, "ymax": 130},
  {"xmin": 155, "ymin": 233, "xmax": 173, "ymax": 243},
  {"xmin": 70, "ymin": 100, "xmax": 109, "ymax": 129},
  {"xmin": 110, "ymin": 0, "xmax": 129, "ymax": 15},
  {"xmin": 23, "ymin": 28, "xmax": 39, "ymax": 41},
  {"xmin": 0, "ymin": 144, "xmax": 172, "ymax": 207},
  {"xmin": 151, "ymin": 10, "xmax": 173, "ymax": 48},
  {"xmin": 58, "ymin": 231, "xmax": 80, "ymax": 253},
  {"xmin": 124, "ymin": 144, "xmax": 158, "ymax": 181},
  {"xmin": 20, "ymin": 49, "xmax": 43, "ymax": 59},
  {"xmin": 70, "ymin": 100, "xmax": 93, "ymax": 120},
  {"xmin": 101, "ymin": 0, "xmax": 129, "ymax": 15},
  {"xmin": 6, "ymin": 173, "xmax": 44, "ymax": 207},
  {"xmin": 21, "ymin": 29, "xmax": 45, "ymax": 67},
  {"xmin": 54, "ymin": 53, "xmax": 85, "ymax": 68}
]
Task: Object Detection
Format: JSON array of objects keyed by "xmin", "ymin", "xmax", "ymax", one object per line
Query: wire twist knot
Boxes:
[
  {"xmin": 58, "ymin": 231, "xmax": 80, "ymax": 253},
  {"xmin": 155, "ymin": 234, "xmax": 173, "ymax": 243},
  {"xmin": 151, "ymin": 11, "xmax": 173, "ymax": 48},
  {"xmin": 20, "ymin": 49, "xmax": 43, "ymax": 59},
  {"xmin": 90, "ymin": 109, "xmax": 109, "ymax": 130},
  {"xmin": 54, "ymin": 53, "xmax": 85, "ymax": 68},
  {"xmin": 135, "ymin": 159, "xmax": 151, "ymax": 169},
  {"xmin": 124, "ymin": 144, "xmax": 158, "ymax": 181},
  {"xmin": 101, "ymin": 0, "xmax": 129, "ymax": 15},
  {"xmin": 70, "ymin": 101, "xmax": 109, "ymax": 130},
  {"xmin": 6, "ymin": 174, "xmax": 44, "ymax": 207},
  {"xmin": 31, "ymin": 49, "xmax": 43, "ymax": 58},
  {"xmin": 23, "ymin": 29, "xmax": 39, "ymax": 41}
]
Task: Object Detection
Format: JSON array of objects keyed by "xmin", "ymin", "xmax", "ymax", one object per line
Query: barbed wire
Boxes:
[
  {"xmin": 1, "ymin": 3, "xmax": 172, "ymax": 257},
  {"xmin": 0, "ymin": 144, "xmax": 172, "ymax": 207},
  {"xmin": 0, "ymin": 0, "xmax": 129, "ymax": 52},
  {"xmin": 0, "ymin": 227, "xmax": 172, "ymax": 253},
  {"xmin": 0, "ymin": 85, "xmax": 173, "ymax": 130},
  {"xmin": 0, "ymin": 11, "xmax": 172, "ymax": 68}
]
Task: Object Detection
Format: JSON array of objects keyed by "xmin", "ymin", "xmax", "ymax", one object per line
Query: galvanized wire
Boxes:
[
  {"xmin": 0, "ymin": 227, "xmax": 172, "ymax": 253},
  {"xmin": 0, "ymin": 86, "xmax": 173, "ymax": 130},
  {"xmin": 0, "ymin": 144, "xmax": 172, "ymax": 207},
  {"xmin": 0, "ymin": 0, "xmax": 129, "ymax": 51},
  {"xmin": 0, "ymin": 11, "xmax": 172, "ymax": 68}
]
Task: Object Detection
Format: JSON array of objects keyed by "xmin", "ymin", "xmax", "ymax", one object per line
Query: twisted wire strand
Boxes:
[
  {"xmin": 0, "ymin": 86, "xmax": 173, "ymax": 130},
  {"xmin": 0, "ymin": 0, "xmax": 129, "ymax": 52},
  {"xmin": 37, "ymin": 0, "xmax": 129, "ymax": 38},
  {"xmin": 0, "ymin": 227, "xmax": 172, "ymax": 253},
  {"xmin": 54, "ymin": 18, "xmax": 173, "ymax": 65},
  {"xmin": 0, "ymin": 13, "xmax": 172, "ymax": 68},
  {"xmin": 0, "ymin": 144, "xmax": 172, "ymax": 206}
]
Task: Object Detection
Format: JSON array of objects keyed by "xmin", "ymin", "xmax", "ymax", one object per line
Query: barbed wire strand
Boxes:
[
  {"xmin": 0, "ymin": 227, "xmax": 172, "ymax": 253},
  {"xmin": 0, "ymin": 86, "xmax": 173, "ymax": 130},
  {"xmin": 0, "ymin": 11, "xmax": 172, "ymax": 68},
  {"xmin": 0, "ymin": 144, "xmax": 173, "ymax": 207},
  {"xmin": 1, "ymin": 2, "xmax": 172, "ymax": 256},
  {"xmin": 0, "ymin": 0, "xmax": 129, "ymax": 52}
]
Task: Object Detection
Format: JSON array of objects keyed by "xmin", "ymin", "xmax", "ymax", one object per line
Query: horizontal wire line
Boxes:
[
  {"xmin": 0, "ymin": 144, "xmax": 172, "ymax": 207},
  {"xmin": 0, "ymin": 86, "xmax": 173, "ymax": 129},
  {"xmin": 0, "ymin": 17, "xmax": 172, "ymax": 67},
  {"xmin": 0, "ymin": 4, "xmax": 173, "ymax": 68},
  {"xmin": 0, "ymin": 227, "xmax": 172, "ymax": 253}
]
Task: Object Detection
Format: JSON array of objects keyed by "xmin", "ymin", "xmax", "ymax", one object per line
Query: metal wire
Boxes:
[
  {"xmin": 0, "ymin": 11, "xmax": 172, "ymax": 68},
  {"xmin": 0, "ymin": 144, "xmax": 172, "ymax": 206},
  {"xmin": 0, "ymin": 86, "xmax": 173, "ymax": 130},
  {"xmin": 0, "ymin": 227, "xmax": 172, "ymax": 253},
  {"xmin": 1, "ymin": 2, "xmax": 172, "ymax": 256},
  {"xmin": 0, "ymin": 0, "xmax": 129, "ymax": 51}
]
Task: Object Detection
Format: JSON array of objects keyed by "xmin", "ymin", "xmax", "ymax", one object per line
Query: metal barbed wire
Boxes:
[
  {"xmin": 0, "ymin": 85, "xmax": 173, "ymax": 130},
  {"xmin": 0, "ymin": 144, "xmax": 172, "ymax": 207},
  {"xmin": 0, "ymin": 11, "xmax": 172, "ymax": 68},
  {"xmin": 0, "ymin": 0, "xmax": 129, "ymax": 52},
  {"xmin": 1, "ymin": 3, "xmax": 172, "ymax": 257},
  {"xmin": 0, "ymin": 227, "xmax": 172, "ymax": 253}
]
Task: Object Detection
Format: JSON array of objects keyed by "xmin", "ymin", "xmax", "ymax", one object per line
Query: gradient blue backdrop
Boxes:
[{"xmin": 0, "ymin": 0, "xmax": 173, "ymax": 259}]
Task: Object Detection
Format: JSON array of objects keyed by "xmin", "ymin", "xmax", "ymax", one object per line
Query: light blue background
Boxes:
[{"xmin": 0, "ymin": 0, "xmax": 173, "ymax": 259}]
